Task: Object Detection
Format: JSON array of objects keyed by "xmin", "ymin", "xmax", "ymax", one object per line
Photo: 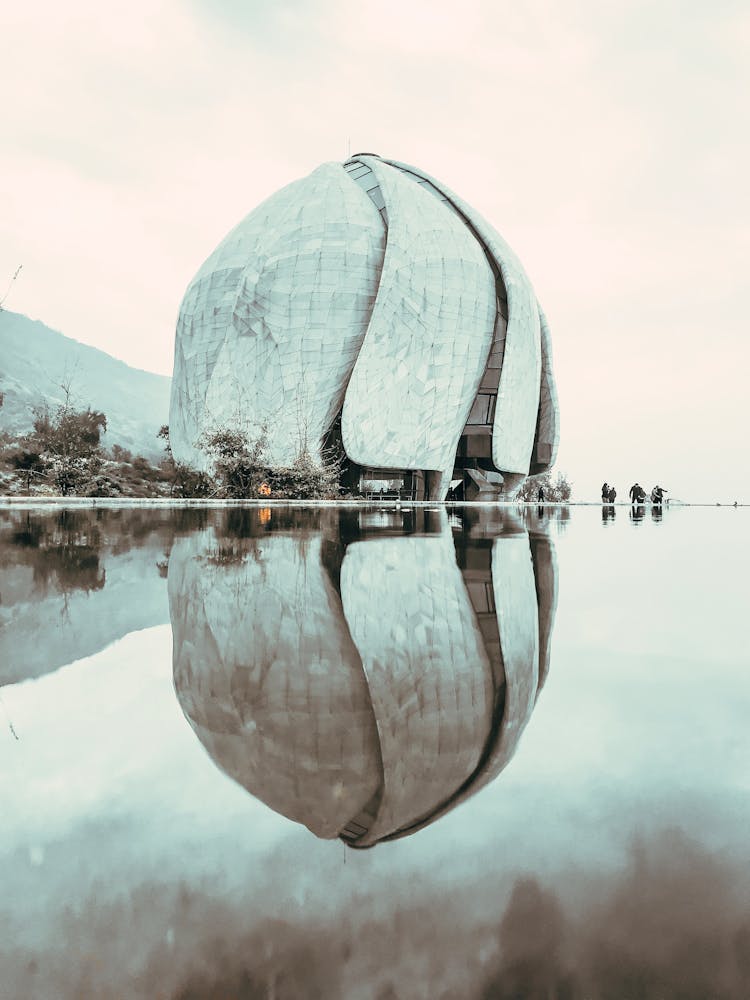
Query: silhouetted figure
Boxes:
[
  {"xmin": 601, "ymin": 482, "xmax": 609, "ymax": 502},
  {"xmin": 629, "ymin": 482, "xmax": 646, "ymax": 504},
  {"xmin": 537, "ymin": 486, "xmax": 545, "ymax": 502},
  {"xmin": 608, "ymin": 486, "xmax": 617, "ymax": 503},
  {"xmin": 651, "ymin": 485, "xmax": 667, "ymax": 505}
]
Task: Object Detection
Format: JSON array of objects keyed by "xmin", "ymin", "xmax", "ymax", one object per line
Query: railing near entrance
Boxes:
[{"xmin": 363, "ymin": 488, "xmax": 415, "ymax": 501}]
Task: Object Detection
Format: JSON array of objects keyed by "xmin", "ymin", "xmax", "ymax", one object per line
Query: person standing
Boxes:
[
  {"xmin": 537, "ymin": 485, "xmax": 545, "ymax": 502},
  {"xmin": 608, "ymin": 485, "xmax": 617, "ymax": 502},
  {"xmin": 629, "ymin": 482, "xmax": 643, "ymax": 504},
  {"xmin": 601, "ymin": 482, "xmax": 610, "ymax": 502}
]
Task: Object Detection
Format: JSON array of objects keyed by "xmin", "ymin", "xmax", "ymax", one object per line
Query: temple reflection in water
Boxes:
[{"xmin": 169, "ymin": 506, "xmax": 558, "ymax": 848}]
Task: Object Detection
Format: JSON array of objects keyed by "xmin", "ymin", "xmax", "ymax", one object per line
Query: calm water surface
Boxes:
[{"xmin": 1, "ymin": 504, "xmax": 748, "ymax": 999}]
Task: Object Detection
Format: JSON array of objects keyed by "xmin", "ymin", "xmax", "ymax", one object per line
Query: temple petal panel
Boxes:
[{"xmin": 170, "ymin": 154, "xmax": 559, "ymax": 499}]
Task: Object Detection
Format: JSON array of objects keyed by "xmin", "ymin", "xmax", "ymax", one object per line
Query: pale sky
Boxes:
[{"xmin": 2, "ymin": 1, "xmax": 748, "ymax": 501}]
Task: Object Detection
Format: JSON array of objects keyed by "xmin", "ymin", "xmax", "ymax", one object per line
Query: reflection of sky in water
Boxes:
[{"xmin": 1, "ymin": 506, "xmax": 749, "ymax": 998}]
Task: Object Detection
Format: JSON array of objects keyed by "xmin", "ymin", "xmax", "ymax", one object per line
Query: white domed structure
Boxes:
[{"xmin": 170, "ymin": 155, "xmax": 558, "ymax": 499}]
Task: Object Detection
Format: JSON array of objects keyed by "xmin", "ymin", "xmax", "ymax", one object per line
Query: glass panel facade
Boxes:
[
  {"xmin": 344, "ymin": 159, "xmax": 388, "ymax": 225},
  {"xmin": 466, "ymin": 393, "xmax": 496, "ymax": 426}
]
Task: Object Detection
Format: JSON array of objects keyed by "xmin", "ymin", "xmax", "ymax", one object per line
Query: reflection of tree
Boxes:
[
  {"xmin": 8, "ymin": 510, "xmax": 105, "ymax": 595},
  {"xmin": 520, "ymin": 504, "xmax": 570, "ymax": 536},
  {"xmin": 0, "ymin": 507, "xmax": 213, "ymax": 596},
  {"xmin": 220, "ymin": 506, "xmax": 336, "ymax": 540},
  {"xmin": 0, "ymin": 507, "xmax": 227, "ymax": 691},
  {"xmin": 203, "ymin": 507, "xmax": 340, "ymax": 567}
]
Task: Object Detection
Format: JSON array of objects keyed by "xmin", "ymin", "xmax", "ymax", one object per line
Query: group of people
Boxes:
[
  {"xmin": 601, "ymin": 482, "xmax": 617, "ymax": 503},
  {"xmin": 601, "ymin": 482, "xmax": 668, "ymax": 505}
]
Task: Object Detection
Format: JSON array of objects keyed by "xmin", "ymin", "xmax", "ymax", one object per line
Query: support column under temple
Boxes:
[{"xmin": 423, "ymin": 469, "xmax": 454, "ymax": 501}]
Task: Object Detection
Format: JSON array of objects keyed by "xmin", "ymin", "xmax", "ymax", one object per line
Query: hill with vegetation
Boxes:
[{"xmin": 0, "ymin": 309, "xmax": 170, "ymax": 459}]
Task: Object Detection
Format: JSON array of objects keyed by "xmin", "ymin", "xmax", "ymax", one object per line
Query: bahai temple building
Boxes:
[{"xmin": 170, "ymin": 154, "xmax": 559, "ymax": 500}]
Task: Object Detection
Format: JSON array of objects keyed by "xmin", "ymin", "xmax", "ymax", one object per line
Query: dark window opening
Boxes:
[{"xmin": 466, "ymin": 392, "xmax": 496, "ymax": 426}]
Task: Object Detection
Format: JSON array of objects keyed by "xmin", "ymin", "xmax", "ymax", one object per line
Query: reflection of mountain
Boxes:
[
  {"xmin": 0, "ymin": 508, "xmax": 206, "ymax": 686},
  {"xmin": 171, "ymin": 507, "xmax": 558, "ymax": 847}
]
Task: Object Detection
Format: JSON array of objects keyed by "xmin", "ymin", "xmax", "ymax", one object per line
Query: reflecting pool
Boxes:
[{"xmin": 1, "ymin": 504, "xmax": 748, "ymax": 999}]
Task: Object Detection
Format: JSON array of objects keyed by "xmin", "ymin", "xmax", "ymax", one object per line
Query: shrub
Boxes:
[
  {"xmin": 199, "ymin": 425, "xmax": 342, "ymax": 500},
  {"xmin": 516, "ymin": 471, "xmax": 573, "ymax": 503}
]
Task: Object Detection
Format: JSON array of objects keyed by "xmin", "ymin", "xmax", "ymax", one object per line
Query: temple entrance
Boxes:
[
  {"xmin": 359, "ymin": 468, "xmax": 420, "ymax": 500},
  {"xmin": 358, "ymin": 469, "xmax": 446, "ymax": 501}
]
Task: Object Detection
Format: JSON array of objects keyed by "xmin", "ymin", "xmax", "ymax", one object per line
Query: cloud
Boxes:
[{"xmin": 1, "ymin": 0, "xmax": 748, "ymax": 496}]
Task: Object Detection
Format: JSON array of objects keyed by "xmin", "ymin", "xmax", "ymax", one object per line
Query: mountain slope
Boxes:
[{"xmin": 0, "ymin": 310, "xmax": 171, "ymax": 458}]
